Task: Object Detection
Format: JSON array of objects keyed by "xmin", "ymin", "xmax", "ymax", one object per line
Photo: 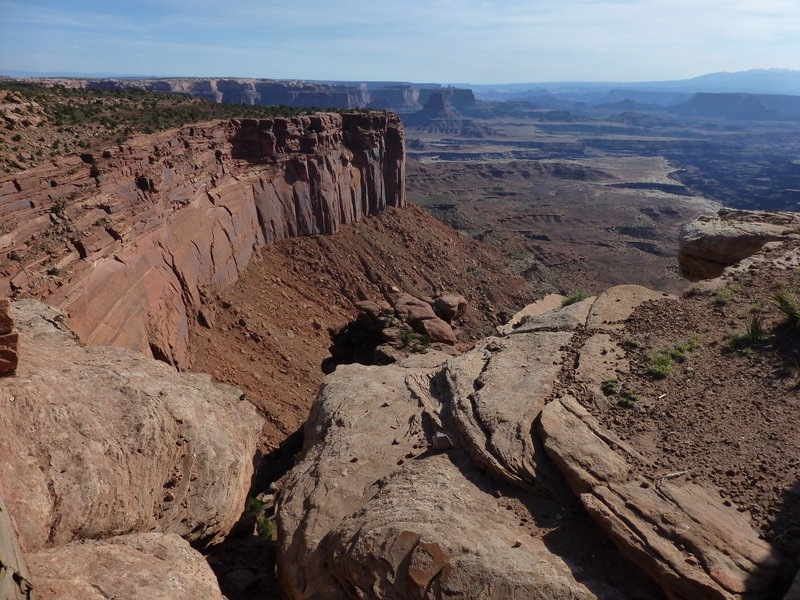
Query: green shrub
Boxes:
[
  {"xmin": 713, "ymin": 288, "xmax": 734, "ymax": 306},
  {"xmin": 771, "ymin": 286, "xmax": 800, "ymax": 331},
  {"xmin": 617, "ymin": 388, "xmax": 638, "ymax": 408},
  {"xmin": 256, "ymin": 516, "xmax": 274, "ymax": 540},
  {"xmin": 46, "ymin": 267, "xmax": 61, "ymax": 276},
  {"xmin": 647, "ymin": 352, "xmax": 672, "ymax": 379},
  {"xmin": 601, "ymin": 379, "xmax": 619, "ymax": 395},
  {"xmin": 561, "ymin": 291, "xmax": 590, "ymax": 307}
]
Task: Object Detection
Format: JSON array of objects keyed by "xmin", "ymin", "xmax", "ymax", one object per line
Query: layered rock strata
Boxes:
[
  {"xmin": 0, "ymin": 113, "xmax": 404, "ymax": 368},
  {"xmin": 0, "ymin": 300, "xmax": 263, "ymax": 599},
  {"xmin": 19, "ymin": 78, "xmax": 476, "ymax": 113},
  {"xmin": 277, "ymin": 284, "xmax": 782, "ymax": 599},
  {"xmin": 679, "ymin": 209, "xmax": 800, "ymax": 280}
]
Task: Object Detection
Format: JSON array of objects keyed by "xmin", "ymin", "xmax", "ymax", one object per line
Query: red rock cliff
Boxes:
[{"xmin": 0, "ymin": 112, "xmax": 405, "ymax": 369}]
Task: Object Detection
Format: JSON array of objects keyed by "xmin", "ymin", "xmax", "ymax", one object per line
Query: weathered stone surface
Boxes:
[
  {"xmin": 446, "ymin": 333, "xmax": 571, "ymax": 488},
  {"xmin": 679, "ymin": 209, "xmax": 800, "ymax": 280},
  {"xmin": 0, "ymin": 300, "xmax": 262, "ymax": 552},
  {"xmin": 276, "ymin": 356, "xmax": 623, "ymax": 600},
  {"xmin": 510, "ymin": 295, "xmax": 595, "ymax": 334},
  {"xmin": 540, "ymin": 396, "xmax": 780, "ymax": 600},
  {"xmin": 586, "ymin": 285, "xmax": 669, "ymax": 331},
  {"xmin": 28, "ymin": 533, "xmax": 225, "ymax": 600},
  {"xmin": 0, "ymin": 496, "xmax": 33, "ymax": 600},
  {"xmin": 0, "ymin": 113, "xmax": 405, "ymax": 369},
  {"xmin": 497, "ymin": 293, "xmax": 565, "ymax": 334},
  {"xmin": 432, "ymin": 293, "xmax": 467, "ymax": 322}
]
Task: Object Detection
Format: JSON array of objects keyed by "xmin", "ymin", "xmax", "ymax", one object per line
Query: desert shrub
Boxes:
[
  {"xmin": 617, "ymin": 387, "xmax": 638, "ymax": 408},
  {"xmin": 772, "ymin": 286, "xmax": 800, "ymax": 332},
  {"xmin": 601, "ymin": 379, "xmax": 618, "ymax": 395},
  {"xmin": 256, "ymin": 516, "xmax": 274, "ymax": 540},
  {"xmin": 647, "ymin": 352, "xmax": 672, "ymax": 379},
  {"xmin": 713, "ymin": 288, "xmax": 734, "ymax": 306},
  {"xmin": 561, "ymin": 290, "xmax": 590, "ymax": 307},
  {"xmin": 46, "ymin": 267, "xmax": 61, "ymax": 276}
]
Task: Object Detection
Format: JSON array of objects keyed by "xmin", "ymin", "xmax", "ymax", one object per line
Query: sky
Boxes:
[{"xmin": 0, "ymin": 0, "xmax": 798, "ymax": 84}]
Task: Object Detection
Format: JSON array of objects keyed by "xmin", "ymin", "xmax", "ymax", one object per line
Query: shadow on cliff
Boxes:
[{"xmin": 206, "ymin": 426, "xmax": 305, "ymax": 600}]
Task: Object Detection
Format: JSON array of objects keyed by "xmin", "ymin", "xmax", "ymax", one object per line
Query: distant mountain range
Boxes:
[{"xmin": 458, "ymin": 69, "xmax": 800, "ymax": 103}]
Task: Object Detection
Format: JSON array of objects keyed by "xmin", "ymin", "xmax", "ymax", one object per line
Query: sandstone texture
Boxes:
[
  {"xmin": 0, "ymin": 113, "xmax": 404, "ymax": 369},
  {"xmin": 0, "ymin": 300, "xmax": 263, "ymax": 599},
  {"xmin": 27, "ymin": 533, "xmax": 225, "ymax": 600},
  {"xmin": 325, "ymin": 291, "xmax": 466, "ymax": 371},
  {"xmin": 679, "ymin": 209, "xmax": 800, "ymax": 280},
  {"xmin": 0, "ymin": 298, "xmax": 18, "ymax": 375},
  {"xmin": 0, "ymin": 496, "xmax": 33, "ymax": 600},
  {"xmin": 276, "ymin": 283, "xmax": 787, "ymax": 599}
]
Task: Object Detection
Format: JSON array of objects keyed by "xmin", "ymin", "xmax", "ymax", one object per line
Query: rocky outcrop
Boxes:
[
  {"xmin": 276, "ymin": 284, "xmax": 782, "ymax": 599},
  {"xmin": 0, "ymin": 299, "xmax": 263, "ymax": 599},
  {"xmin": 0, "ymin": 113, "xmax": 404, "ymax": 368},
  {"xmin": 539, "ymin": 396, "xmax": 779, "ymax": 599},
  {"xmin": 28, "ymin": 533, "xmax": 225, "ymax": 600},
  {"xmin": 0, "ymin": 300, "xmax": 261, "ymax": 552},
  {"xmin": 0, "ymin": 298, "xmax": 18, "ymax": 375},
  {"xmin": 324, "ymin": 292, "xmax": 466, "ymax": 371},
  {"xmin": 679, "ymin": 209, "xmax": 800, "ymax": 280}
]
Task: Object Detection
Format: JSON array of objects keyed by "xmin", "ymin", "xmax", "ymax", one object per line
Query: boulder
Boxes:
[
  {"xmin": 394, "ymin": 293, "xmax": 437, "ymax": 324},
  {"xmin": 432, "ymin": 293, "xmax": 467, "ymax": 322},
  {"xmin": 27, "ymin": 533, "xmax": 225, "ymax": 600},
  {"xmin": 679, "ymin": 209, "xmax": 800, "ymax": 280},
  {"xmin": 0, "ymin": 300, "xmax": 263, "ymax": 552}
]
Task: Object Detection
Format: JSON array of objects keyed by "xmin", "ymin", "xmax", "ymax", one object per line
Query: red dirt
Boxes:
[{"xmin": 190, "ymin": 204, "xmax": 537, "ymax": 451}]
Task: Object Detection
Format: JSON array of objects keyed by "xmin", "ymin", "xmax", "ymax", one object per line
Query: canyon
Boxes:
[
  {"xmin": 1, "ymin": 82, "xmax": 800, "ymax": 600},
  {"xmin": 0, "ymin": 112, "xmax": 404, "ymax": 369}
]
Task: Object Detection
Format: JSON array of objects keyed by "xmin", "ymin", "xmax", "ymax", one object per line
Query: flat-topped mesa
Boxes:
[{"xmin": 0, "ymin": 112, "xmax": 405, "ymax": 369}]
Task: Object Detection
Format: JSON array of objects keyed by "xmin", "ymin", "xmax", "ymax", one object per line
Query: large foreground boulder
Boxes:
[
  {"xmin": 0, "ymin": 300, "xmax": 263, "ymax": 599},
  {"xmin": 27, "ymin": 533, "xmax": 225, "ymax": 600}
]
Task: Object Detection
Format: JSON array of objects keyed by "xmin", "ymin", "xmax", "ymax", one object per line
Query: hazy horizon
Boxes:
[{"xmin": 1, "ymin": 0, "xmax": 798, "ymax": 85}]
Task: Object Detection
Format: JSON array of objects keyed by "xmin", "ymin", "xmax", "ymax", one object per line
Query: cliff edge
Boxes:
[
  {"xmin": 277, "ymin": 210, "xmax": 800, "ymax": 599},
  {"xmin": 0, "ymin": 112, "xmax": 404, "ymax": 368}
]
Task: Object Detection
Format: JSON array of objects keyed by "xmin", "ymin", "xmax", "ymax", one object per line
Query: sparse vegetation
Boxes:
[
  {"xmin": 561, "ymin": 290, "xmax": 590, "ymax": 307},
  {"xmin": 617, "ymin": 387, "xmax": 638, "ymax": 408},
  {"xmin": 727, "ymin": 314, "xmax": 766, "ymax": 351},
  {"xmin": 646, "ymin": 337, "xmax": 699, "ymax": 379},
  {"xmin": 601, "ymin": 378, "xmax": 619, "ymax": 395},
  {"xmin": 771, "ymin": 286, "xmax": 800, "ymax": 332},
  {"xmin": 46, "ymin": 267, "xmax": 61, "ymax": 276},
  {"xmin": 713, "ymin": 287, "xmax": 734, "ymax": 306}
]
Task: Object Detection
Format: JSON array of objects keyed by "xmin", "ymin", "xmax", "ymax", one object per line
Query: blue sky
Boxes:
[{"xmin": 1, "ymin": 0, "xmax": 798, "ymax": 83}]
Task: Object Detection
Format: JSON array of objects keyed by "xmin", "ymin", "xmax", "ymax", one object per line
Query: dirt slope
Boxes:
[{"xmin": 190, "ymin": 204, "xmax": 537, "ymax": 450}]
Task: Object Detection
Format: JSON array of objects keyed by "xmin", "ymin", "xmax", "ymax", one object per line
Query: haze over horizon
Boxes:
[{"xmin": 1, "ymin": 0, "xmax": 798, "ymax": 85}]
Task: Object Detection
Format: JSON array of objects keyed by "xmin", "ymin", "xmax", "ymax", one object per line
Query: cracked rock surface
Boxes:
[{"xmin": 278, "ymin": 283, "xmax": 786, "ymax": 599}]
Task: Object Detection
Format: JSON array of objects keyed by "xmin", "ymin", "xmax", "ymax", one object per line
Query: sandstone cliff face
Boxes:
[
  {"xmin": 0, "ymin": 113, "xmax": 404, "ymax": 368},
  {"xmin": 27, "ymin": 78, "xmax": 477, "ymax": 113}
]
